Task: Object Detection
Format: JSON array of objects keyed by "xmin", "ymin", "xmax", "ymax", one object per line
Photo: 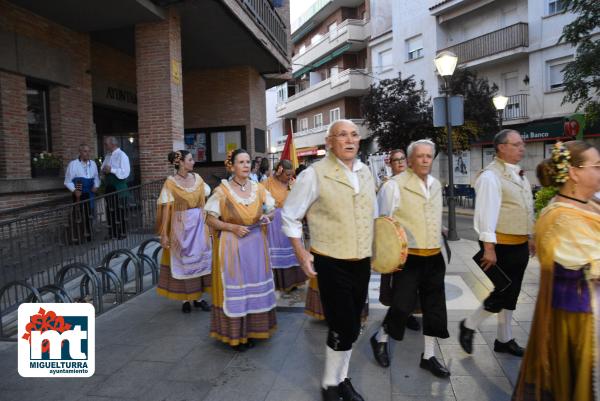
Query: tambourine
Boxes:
[{"xmin": 371, "ymin": 216, "xmax": 408, "ymax": 274}]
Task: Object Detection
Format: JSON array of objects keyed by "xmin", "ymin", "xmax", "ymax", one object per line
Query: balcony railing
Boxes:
[
  {"xmin": 439, "ymin": 22, "xmax": 528, "ymax": 64},
  {"xmin": 239, "ymin": 0, "xmax": 288, "ymax": 55},
  {"xmin": 503, "ymin": 94, "xmax": 528, "ymax": 121}
]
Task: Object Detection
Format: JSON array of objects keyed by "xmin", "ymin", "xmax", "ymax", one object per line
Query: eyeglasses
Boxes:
[
  {"xmin": 391, "ymin": 157, "xmax": 406, "ymax": 163},
  {"xmin": 330, "ymin": 132, "xmax": 360, "ymax": 140},
  {"xmin": 502, "ymin": 142, "xmax": 525, "ymax": 148},
  {"xmin": 576, "ymin": 163, "xmax": 600, "ymax": 169}
]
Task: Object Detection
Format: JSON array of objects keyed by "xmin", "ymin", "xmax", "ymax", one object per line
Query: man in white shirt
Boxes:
[
  {"xmin": 101, "ymin": 136, "xmax": 131, "ymax": 239},
  {"xmin": 369, "ymin": 140, "xmax": 450, "ymax": 378},
  {"xmin": 459, "ymin": 129, "xmax": 535, "ymax": 357},
  {"xmin": 64, "ymin": 144, "xmax": 100, "ymax": 242},
  {"xmin": 282, "ymin": 120, "xmax": 377, "ymax": 401}
]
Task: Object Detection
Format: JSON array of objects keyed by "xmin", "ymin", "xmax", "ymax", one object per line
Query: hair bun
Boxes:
[{"xmin": 168, "ymin": 151, "xmax": 177, "ymax": 164}]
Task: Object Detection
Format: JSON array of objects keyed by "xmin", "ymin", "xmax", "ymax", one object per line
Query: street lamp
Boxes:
[
  {"xmin": 493, "ymin": 95, "xmax": 509, "ymax": 128},
  {"xmin": 434, "ymin": 50, "xmax": 459, "ymax": 241}
]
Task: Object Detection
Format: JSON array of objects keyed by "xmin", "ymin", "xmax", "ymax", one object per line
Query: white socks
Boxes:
[
  {"xmin": 375, "ymin": 326, "xmax": 389, "ymax": 343},
  {"xmin": 423, "ymin": 335, "xmax": 436, "ymax": 359},
  {"xmin": 322, "ymin": 347, "xmax": 351, "ymax": 388},
  {"xmin": 497, "ymin": 309, "xmax": 513, "ymax": 343},
  {"xmin": 464, "ymin": 305, "xmax": 493, "ymax": 331}
]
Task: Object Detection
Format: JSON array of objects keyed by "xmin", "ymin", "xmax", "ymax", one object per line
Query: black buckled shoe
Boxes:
[
  {"xmin": 181, "ymin": 301, "xmax": 191, "ymax": 313},
  {"xmin": 370, "ymin": 332, "xmax": 390, "ymax": 367},
  {"xmin": 458, "ymin": 319, "xmax": 474, "ymax": 354},
  {"xmin": 338, "ymin": 378, "xmax": 365, "ymax": 401},
  {"xmin": 419, "ymin": 353, "xmax": 450, "ymax": 378},
  {"xmin": 494, "ymin": 339, "xmax": 525, "ymax": 357},
  {"xmin": 193, "ymin": 299, "xmax": 211, "ymax": 311},
  {"xmin": 406, "ymin": 315, "xmax": 421, "ymax": 331},
  {"xmin": 321, "ymin": 386, "xmax": 340, "ymax": 401}
]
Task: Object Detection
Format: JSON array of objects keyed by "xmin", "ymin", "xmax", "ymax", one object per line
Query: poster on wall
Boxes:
[
  {"xmin": 452, "ymin": 150, "xmax": 470, "ymax": 185},
  {"xmin": 184, "ymin": 132, "xmax": 207, "ymax": 162},
  {"xmin": 211, "ymin": 131, "xmax": 242, "ymax": 161},
  {"xmin": 482, "ymin": 147, "xmax": 495, "ymax": 168},
  {"xmin": 544, "ymin": 142, "xmax": 555, "ymax": 158}
]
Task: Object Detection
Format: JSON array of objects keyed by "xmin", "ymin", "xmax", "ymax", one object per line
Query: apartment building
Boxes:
[
  {"xmin": 275, "ymin": 0, "xmax": 372, "ymax": 163},
  {"xmin": 370, "ymin": 0, "xmax": 600, "ymax": 185},
  {"xmin": 0, "ymin": 0, "xmax": 291, "ymax": 211}
]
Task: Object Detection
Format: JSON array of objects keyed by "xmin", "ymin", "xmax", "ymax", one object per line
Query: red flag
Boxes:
[{"xmin": 281, "ymin": 120, "xmax": 299, "ymax": 170}]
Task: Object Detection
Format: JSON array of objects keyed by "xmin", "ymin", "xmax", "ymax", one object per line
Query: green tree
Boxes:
[
  {"xmin": 560, "ymin": 0, "xmax": 600, "ymax": 122},
  {"xmin": 361, "ymin": 70, "xmax": 498, "ymax": 153}
]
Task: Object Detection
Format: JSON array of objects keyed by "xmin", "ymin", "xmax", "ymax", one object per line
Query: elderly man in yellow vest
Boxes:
[
  {"xmin": 282, "ymin": 119, "xmax": 377, "ymax": 401},
  {"xmin": 369, "ymin": 139, "xmax": 451, "ymax": 378},
  {"xmin": 459, "ymin": 129, "xmax": 535, "ymax": 357}
]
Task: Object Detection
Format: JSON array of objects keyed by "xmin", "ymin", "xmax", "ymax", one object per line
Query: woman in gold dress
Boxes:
[
  {"xmin": 513, "ymin": 141, "xmax": 600, "ymax": 401},
  {"xmin": 156, "ymin": 150, "xmax": 212, "ymax": 313}
]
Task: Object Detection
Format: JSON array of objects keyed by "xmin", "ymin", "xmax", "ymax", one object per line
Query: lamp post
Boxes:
[
  {"xmin": 434, "ymin": 50, "xmax": 459, "ymax": 241},
  {"xmin": 493, "ymin": 95, "xmax": 509, "ymax": 128}
]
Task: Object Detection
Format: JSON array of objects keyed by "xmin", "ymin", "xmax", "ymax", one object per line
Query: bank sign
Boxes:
[{"xmin": 18, "ymin": 303, "xmax": 95, "ymax": 377}]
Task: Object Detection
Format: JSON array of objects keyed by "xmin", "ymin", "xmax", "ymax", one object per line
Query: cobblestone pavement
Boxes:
[{"xmin": 0, "ymin": 239, "xmax": 538, "ymax": 401}]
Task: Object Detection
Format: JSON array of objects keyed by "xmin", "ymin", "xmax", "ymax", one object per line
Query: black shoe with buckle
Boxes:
[
  {"xmin": 338, "ymin": 378, "xmax": 365, "ymax": 401},
  {"xmin": 193, "ymin": 299, "xmax": 211, "ymax": 311},
  {"xmin": 419, "ymin": 353, "xmax": 450, "ymax": 378},
  {"xmin": 458, "ymin": 319, "xmax": 474, "ymax": 354},
  {"xmin": 406, "ymin": 315, "xmax": 421, "ymax": 331},
  {"xmin": 181, "ymin": 301, "xmax": 191, "ymax": 313},
  {"xmin": 321, "ymin": 386, "xmax": 340, "ymax": 401},
  {"xmin": 494, "ymin": 339, "xmax": 525, "ymax": 357},
  {"xmin": 370, "ymin": 332, "xmax": 390, "ymax": 367}
]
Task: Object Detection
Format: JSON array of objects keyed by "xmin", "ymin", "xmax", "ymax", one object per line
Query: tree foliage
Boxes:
[
  {"xmin": 361, "ymin": 70, "xmax": 498, "ymax": 153},
  {"xmin": 560, "ymin": 0, "xmax": 600, "ymax": 122}
]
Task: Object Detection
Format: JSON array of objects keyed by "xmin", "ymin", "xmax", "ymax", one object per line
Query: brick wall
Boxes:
[
  {"xmin": 0, "ymin": 72, "xmax": 29, "ymax": 179},
  {"xmin": 91, "ymin": 42, "xmax": 137, "ymax": 89},
  {"xmin": 135, "ymin": 7, "xmax": 184, "ymax": 183}
]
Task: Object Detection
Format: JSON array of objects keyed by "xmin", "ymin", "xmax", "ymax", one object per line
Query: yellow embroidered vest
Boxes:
[
  {"xmin": 306, "ymin": 153, "xmax": 375, "ymax": 260},
  {"xmin": 392, "ymin": 169, "xmax": 442, "ymax": 250},
  {"xmin": 482, "ymin": 158, "xmax": 533, "ymax": 243}
]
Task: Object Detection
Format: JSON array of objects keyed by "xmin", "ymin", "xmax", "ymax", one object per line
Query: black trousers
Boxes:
[
  {"xmin": 481, "ymin": 241, "xmax": 529, "ymax": 313},
  {"xmin": 105, "ymin": 185, "xmax": 127, "ymax": 238},
  {"xmin": 314, "ymin": 254, "xmax": 371, "ymax": 351},
  {"xmin": 70, "ymin": 192, "xmax": 93, "ymax": 243},
  {"xmin": 383, "ymin": 253, "xmax": 449, "ymax": 341}
]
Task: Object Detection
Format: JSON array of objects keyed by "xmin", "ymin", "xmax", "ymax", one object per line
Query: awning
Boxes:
[
  {"xmin": 296, "ymin": 147, "xmax": 319, "ymax": 157},
  {"xmin": 292, "ymin": 43, "xmax": 353, "ymax": 79}
]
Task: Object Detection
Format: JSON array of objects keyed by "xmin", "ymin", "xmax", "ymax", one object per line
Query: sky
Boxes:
[{"xmin": 290, "ymin": 0, "xmax": 313, "ymax": 23}]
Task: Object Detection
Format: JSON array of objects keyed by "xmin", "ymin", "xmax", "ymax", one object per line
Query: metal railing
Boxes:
[
  {"xmin": 439, "ymin": 22, "xmax": 528, "ymax": 64},
  {"xmin": 240, "ymin": 0, "xmax": 288, "ymax": 56},
  {"xmin": 0, "ymin": 181, "xmax": 162, "ymax": 323},
  {"xmin": 503, "ymin": 94, "xmax": 528, "ymax": 121}
]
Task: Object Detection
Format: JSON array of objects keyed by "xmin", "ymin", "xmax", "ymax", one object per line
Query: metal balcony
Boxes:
[{"xmin": 439, "ymin": 22, "xmax": 528, "ymax": 65}]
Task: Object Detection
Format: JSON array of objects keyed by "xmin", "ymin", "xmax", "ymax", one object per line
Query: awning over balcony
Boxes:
[{"xmin": 292, "ymin": 43, "xmax": 352, "ymax": 78}]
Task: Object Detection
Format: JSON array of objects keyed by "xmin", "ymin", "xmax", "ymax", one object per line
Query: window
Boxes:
[
  {"xmin": 406, "ymin": 35, "xmax": 424, "ymax": 61},
  {"xmin": 328, "ymin": 22, "xmax": 338, "ymax": 36},
  {"xmin": 547, "ymin": 58, "xmax": 571, "ymax": 90},
  {"xmin": 378, "ymin": 49, "xmax": 393, "ymax": 72},
  {"xmin": 329, "ymin": 65, "xmax": 339, "ymax": 78},
  {"xmin": 547, "ymin": 0, "xmax": 565, "ymax": 15},
  {"xmin": 314, "ymin": 113, "xmax": 323, "ymax": 128},
  {"xmin": 298, "ymin": 44, "xmax": 306, "ymax": 55},
  {"xmin": 27, "ymin": 82, "xmax": 51, "ymax": 157},
  {"xmin": 311, "ymin": 33, "xmax": 323, "ymax": 45},
  {"xmin": 299, "ymin": 118, "xmax": 308, "ymax": 131},
  {"xmin": 329, "ymin": 108, "xmax": 340, "ymax": 123}
]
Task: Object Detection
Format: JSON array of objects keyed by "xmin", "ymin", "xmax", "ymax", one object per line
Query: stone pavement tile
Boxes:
[
  {"xmin": 302, "ymin": 317, "xmax": 329, "ymax": 332},
  {"xmin": 94, "ymin": 343, "xmax": 147, "ymax": 376},
  {"xmin": 518, "ymin": 321, "xmax": 532, "ymax": 334},
  {"xmin": 87, "ymin": 360, "xmax": 173, "ymax": 399},
  {"xmin": 517, "ymin": 291, "xmax": 535, "ymax": 304},
  {"xmin": 392, "ymin": 395, "xmax": 457, "ymax": 401},
  {"xmin": 439, "ymin": 345, "xmax": 504, "ymax": 377},
  {"xmin": 203, "ymin": 364, "xmax": 278, "ymax": 401},
  {"xmin": 450, "ymin": 375, "xmax": 513, "ymax": 401},
  {"xmin": 133, "ymin": 335, "xmax": 200, "ymax": 363},
  {"xmin": 295, "ymin": 328, "xmax": 328, "ymax": 354},
  {"xmin": 389, "ymin": 333, "xmax": 453, "ymax": 397},
  {"xmin": 137, "ymin": 379, "xmax": 213, "ymax": 401},
  {"xmin": 275, "ymin": 309, "xmax": 307, "ymax": 333},
  {"xmin": 265, "ymin": 388, "xmax": 322, "ymax": 401},
  {"xmin": 227, "ymin": 329, "xmax": 299, "ymax": 371},
  {"xmin": 520, "ymin": 283, "xmax": 539, "ymax": 298},
  {"xmin": 0, "ymin": 373, "xmax": 109, "ymax": 400},
  {"xmin": 79, "ymin": 397, "xmax": 136, "ymax": 401},
  {"xmin": 512, "ymin": 303, "xmax": 535, "ymax": 323},
  {"xmin": 497, "ymin": 357, "xmax": 522, "ymax": 386},
  {"xmin": 271, "ymin": 338, "xmax": 324, "ymax": 391},
  {"xmin": 166, "ymin": 340, "xmax": 235, "ymax": 382}
]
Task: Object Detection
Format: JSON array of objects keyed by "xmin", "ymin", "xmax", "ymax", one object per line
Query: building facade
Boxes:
[
  {"xmin": 0, "ymin": 0, "xmax": 291, "ymax": 211},
  {"xmin": 275, "ymin": 0, "xmax": 372, "ymax": 164},
  {"xmin": 370, "ymin": 0, "xmax": 599, "ymax": 186}
]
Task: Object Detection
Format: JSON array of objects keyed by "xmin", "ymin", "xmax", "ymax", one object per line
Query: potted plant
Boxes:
[{"xmin": 31, "ymin": 151, "xmax": 63, "ymax": 177}]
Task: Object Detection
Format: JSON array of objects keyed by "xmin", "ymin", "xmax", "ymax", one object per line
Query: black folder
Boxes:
[{"xmin": 472, "ymin": 249, "xmax": 512, "ymax": 292}]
